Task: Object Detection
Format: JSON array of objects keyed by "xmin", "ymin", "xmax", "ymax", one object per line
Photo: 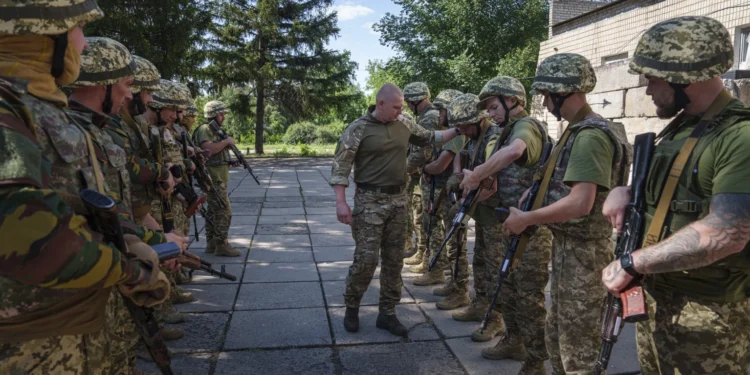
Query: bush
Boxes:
[
  {"xmin": 299, "ymin": 143, "xmax": 317, "ymax": 157},
  {"xmin": 314, "ymin": 121, "xmax": 347, "ymax": 143},
  {"xmin": 272, "ymin": 146, "xmax": 291, "ymax": 157},
  {"xmin": 283, "ymin": 121, "xmax": 317, "ymax": 144}
]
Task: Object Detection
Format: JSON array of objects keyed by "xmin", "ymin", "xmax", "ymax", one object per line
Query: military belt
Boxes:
[{"xmin": 357, "ymin": 184, "xmax": 405, "ymax": 195}]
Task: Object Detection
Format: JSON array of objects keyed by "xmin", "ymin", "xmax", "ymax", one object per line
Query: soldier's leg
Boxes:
[
  {"xmin": 212, "ymin": 181, "xmax": 238, "ymax": 257},
  {"xmin": 404, "ymin": 178, "xmax": 415, "ymax": 258},
  {"xmin": 635, "ymin": 291, "xmax": 661, "ymax": 375},
  {"xmin": 555, "ymin": 234, "xmax": 612, "ymax": 374},
  {"xmin": 104, "ymin": 291, "xmax": 139, "ymax": 375},
  {"xmin": 344, "ymin": 190, "xmax": 387, "ymax": 309},
  {"xmin": 546, "ymin": 232, "xmax": 564, "ymax": 374},
  {"xmin": 469, "ymin": 220, "xmax": 505, "ymax": 341},
  {"xmin": 378, "ymin": 193, "xmax": 408, "ymax": 314},
  {"xmin": 412, "ymin": 188, "xmax": 447, "ymax": 285},
  {"xmin": 0, "ymin": 335, "xmax": 88, "ymax": 375}
]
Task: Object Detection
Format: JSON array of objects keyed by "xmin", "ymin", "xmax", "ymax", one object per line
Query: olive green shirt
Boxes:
[
  {"xmin": 193, "ymin": 123, "xmax": 230, "ymax": 183},
  {"xmin": 484, "ymin": 118, "xmax": 543, "ymax": 168},
  {"xmin": 563, "ymin": 128, "xmax": 616, "ymax": 191}
]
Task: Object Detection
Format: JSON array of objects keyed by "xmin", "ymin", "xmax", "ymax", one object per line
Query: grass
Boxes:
[{"xmin": 236, "ymin": 143, "xmax": 336, "ymax": 157}]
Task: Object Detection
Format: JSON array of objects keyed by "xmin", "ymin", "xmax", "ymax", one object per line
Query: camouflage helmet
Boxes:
[
  {"xmin": 184, "ymin": 102, "xmax": 199, "ymax": 117},
  {"xmin": 149, "ymin": 79, "xmax": 189, "ymax": 110},
  {"xmin": 173, "ymin": 82, "xmax": 193, "ymax": 105},
  {"xmin": 629, "ymin": 16, "xmax": 733, "ymax": 84},
  {"xmin": 204, "ymin": 100, "xmax": 228, "ymax": 118},
  {"xmin": 0, "ymin": 0, "xmax": 104, "ymax": 36},
  {"xmin": 478, "ymin": 76, "xmax": 527, "ymax": 109},
  {"xmin": 403, "ymin": 82, "xmax": 430, "ymax": 102},
  {"xmin": 70, "ymin": 37, "xmax": 136, "ymax": 87},
  {"xmin": 448, "ymin": 94, "xmax": 483, "ymax": 127},
  {"xmin": 131, "ymin": 56, "xmax": 161, "ymax": 94},
  {"xmin": 531, "ymin": 53, "xmax": 596, "ymax": 94},
  {"xmin": 432, "ymin": 89, "xmax": 463, "ymax": 110}
]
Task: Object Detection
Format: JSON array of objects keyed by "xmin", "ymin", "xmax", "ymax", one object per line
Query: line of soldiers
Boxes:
[
  {"xmin": 0, "ymin": 1, "xmax": 244, "ymax": 373},
  {"xmin": 331, "ymin": 16, "xmax": 750, "ymax": 375}
]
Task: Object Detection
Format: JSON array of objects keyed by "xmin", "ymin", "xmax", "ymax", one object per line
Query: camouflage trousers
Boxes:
[
  {"xmin": 345, "ymin": 188, "xmax": 408, "ymax": 314},
  {"xmin": 472, "ymin": 220, "xmax": 505, "ymax": 302},
  {"xmin": 421, "ymin": 184, "xmax": 449, "ymax": 271},
  {"xmin": 546, "ymin": 231, "xmax": 613, "ymax": 375},
  {"xmin": 149, "ymin": 198, "xmax": 189, "ymax": 236},
  {"xmin": 104, "ymin": 291, "xmax": 138, "ymax": 375},
  {"xmin": 444, "ymin": 200, "xmax": 469, "ymax": 292},
  {"xmin": 406, "ymin": 175, "xmax": 426, "ymax": 255},
  {"xmin": 636, "ymin": 289, "xmax": 750, "ymax": 375},
  {"xmin": 206, "ymin": 181, "xmax": 231, "ymax": 243},
  {"xmin": 0, "ymin": 331, "xmax": 110, "ymax": 375},
  {"xmin": 496, "ymin": 225, "xmax": 553, "ymax": 362}
]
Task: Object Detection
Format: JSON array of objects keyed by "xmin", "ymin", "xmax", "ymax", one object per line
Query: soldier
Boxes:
[
  {"xmin": 602, "ymin": 16, "xmax": 750, "ymax": 374},
  {"xmin": 503, "ymin": 53, "xmax": 631, "ymax": 374},
  {"xmin": 442, "ymin": 94, "xmax": 506, "ymax": 342},
  {"xmin": 0, "ymin": 4, "xmax": 169, "ymax": 373},
  {"xmin": 459, "ymin": 77, "xmax": 553, "ymax": 374},
  {"xmin": 193, "ymin": 101, "xmax": 241, "ymax": 257},
  {"xmin": 332, "ymin": 84, "xmax": 460, "ymax": 336},
  {"xmin": 403, "ymin": 82, "xmax": 434, "ymax": 271},
  {"xmin": 182, "ymin": 102, "xmax": 200, "ymax": 132}
]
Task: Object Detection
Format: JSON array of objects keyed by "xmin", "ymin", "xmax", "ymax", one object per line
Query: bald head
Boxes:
[{"xmin": 373, "ymin": 83, "xmax": 404, "ymax": 123}]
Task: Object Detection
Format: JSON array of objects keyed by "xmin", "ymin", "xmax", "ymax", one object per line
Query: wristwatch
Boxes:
[{"xmin": 620, "ymin": 253, "xmax": 641, "ymax": 278}]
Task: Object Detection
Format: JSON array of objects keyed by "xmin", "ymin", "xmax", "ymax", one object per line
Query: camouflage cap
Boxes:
[
  {"xmin": 0, "ymin": 0, "xmax": 104, "ymax": 36},
  {"xmin": 478, "ymin": 76, "xmax": 527, "ymax": 109},
  {"xmin": 149, "ymin": 79, "xmax": 190, "ymax": 110},
  {"xmin": 432, "ymin": 89, "xmax": 463, "ymax": 110},
  {"xmin": 131, "ymin": 56, "xmax": 161, "ymax": 94},
  {"xmin": 70, "ymin": 37, "xmax": 137, "ymax": 87},
  {"xmin": 403, "ymin": 82, "xmax": 430, "ymax": 102},
  {"xmin": 629, "ymin": 16, "xmax": 733, "ymax": 84},
  {"xmin": 184, "ymin": 102, "xmax": 199, "ymax": 117},
  {"xmin": 448, "ymin": 93, "xmax": 483, "ymax": 127},
  {"xmin": 204, "ymin": 100, "xmax": 228, "ymax": 118},
  {"xmin": 531, "ymin": 53, "xmax": 596, "ymax": 95}
]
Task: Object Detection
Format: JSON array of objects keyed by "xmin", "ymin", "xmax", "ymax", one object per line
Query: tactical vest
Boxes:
[
  {"xmin": 645, "ymin": 101, "xmax": 750, "ymax": 302},
  {"xmin": 197, "ymin": 121, "xmax": 231, "ymax": 166},
  {"xmin": 495, "ymin": 117, "xmax": 551, "ymax": 210},
  {"xmin": 118, "ymin": 112, "xmax": 159, "ymax": 213},
  {"xmin": 544, "ymin": 118, "xmax": 632, "ymax": 239},
  {"xmin": 467, "ymin": 123, "xmax": 504, "ymax": 209},
  {"xmin": 161, "ymin": 125, "xmax": 184, "ymax": 167}
]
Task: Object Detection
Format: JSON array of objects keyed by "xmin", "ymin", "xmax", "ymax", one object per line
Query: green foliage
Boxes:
[
  {"xmin": 298, "ymin": 143, "xmax": 317, "ymax": 157},
  {"xmin": 283, "ymin": 122, "xmax": 317, "ymax": 144},
  {"xmin": 314, "ymin": 121, "xmax": 347, "ymax": 144},
  {"xmin": 272, "ymin": 146, "xmax": 291, "ymax": 157}
]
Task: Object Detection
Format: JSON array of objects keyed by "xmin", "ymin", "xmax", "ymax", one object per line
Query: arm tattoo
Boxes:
[{"xmin": 638, "ymin": 194, "xmax": 750, "ymax": 274}]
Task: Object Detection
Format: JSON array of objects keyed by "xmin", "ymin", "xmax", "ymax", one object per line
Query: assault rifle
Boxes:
[
  {"xmin": 177, "ymin": 132, "xmax": 215, "ymax": 240},
  {"xmin": 479, "ymin": 142, "xmax": 553, "ymax": 333},
  {"xmin": 156, "ymin": 250, "xmax": 237, "ymax": 282},
  {"xmin": 207, "ymin": 120, "xmax": 259, "ymax": 184},
  {"xmin": 594, "ymin": 133, "xmax": 653, "ymax": 374},
  {"xmin": 80, "ymin": 189, "xmax": 173, "ymax": 375}
]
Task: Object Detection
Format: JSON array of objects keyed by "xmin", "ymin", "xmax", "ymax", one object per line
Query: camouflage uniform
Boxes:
[
  {"xmin": 531, "ymin": 54, "xmax": 632, "ymax": 374},
  {"xmin": 628, "ymin": 16, "xmax": 750, "ymax": 374},
  {"xmin": 0, "ymin": 8, "xmax": 160, "ymax": 373},
  {"xmin": 331, "ymin": 106, "xmax": 448, "ymax": 315}
]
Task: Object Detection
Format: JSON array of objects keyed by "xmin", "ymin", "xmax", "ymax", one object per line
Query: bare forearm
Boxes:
[
  {"xmin": 424, "ymin": 152, "xmax": 453, "ymax": 175},
  {"xmin": 526, "ymin": 182, "xmax": 596, "ymax": 226},
  {"xmin": 474, "ymin": 141, "xmax": 525, "ymax": 182},
  {"xmin": 202, "ymin": 140, "xmax": 228, "ymax": 155},
  {"xmin": 333, "ymin": 185, "xmax": 347, "ymax": 204}
]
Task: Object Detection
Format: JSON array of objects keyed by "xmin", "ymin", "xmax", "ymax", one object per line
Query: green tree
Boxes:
[{"xmin": 204, "ymin": 0, "xmax": 356, "ymax": 154}]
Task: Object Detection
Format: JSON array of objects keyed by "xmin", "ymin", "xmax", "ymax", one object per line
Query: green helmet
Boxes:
[
  {"xmin": 0, "ymin": 0, "xmax": 104, "ymax": 36},
  {"xmin": 149, "ymin": 79, "xmax": 189, "ymax": 110},
  {"xmin": 184, "ymin": 102, "xmax": 199, "ymax": 117},
  {"xmin": 448, "ymin": 93, "xmax": 483, "ymax": 127},
  {"xmin": 629, "ymin": 16, "xmax": 733, "ymax": 84},
  {"xmin": 433, "ymin": 89, "xmax": 463, "ymax": 111},
  {"xmin": 131, "ymin": 56, "xmax": 161, "ymax": 94},
  {"xmin": 70, "ymin": 37, "xmax": 136, "ymax": 87},
  {"xmin": 173, "ymin": 82, "xmax": 193, "ymax": 105},
  {"xmin": 531, "ymin": 53, "xmax": 596, "ymax": 94},
  {"xmin": 478, "ymin": 76, "xmax": 527, "ymax": 109},
  {"xmin": 403, "ymin": 82, "xmax": 430, "ymax": 102},
  {"xmin": 204, "ymin": 100, "xmax": 228, "ymax": 118}
]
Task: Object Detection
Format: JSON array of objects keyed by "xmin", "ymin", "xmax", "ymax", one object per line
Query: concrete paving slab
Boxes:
[
  {"xmin": 175, "ymin": 284, "xmax": 239, "ymax": 313},
  {"xmin": 445, "ymin": 336, "xmax": 520, "ymax": 375},
  {"xmin": 311, "ymin": 233, "xmax": 355, "ymax": 247},
  {"xmin": 403, "ymin": 283, "xmax": 444, "ymax": 304},
  {"xmin": 338, "ymin": 342, "xmax": 464, "ymax": 375},
  {"xmin": 189, "ymin": 263, "xmax": 243, "ymax": 284},
  {"xmin": 188, "ymin": 248, "xmax": 249, "ymax": 264},
  {"xmin": 306, "ymin": 207, "xmax": 335, "ymax": 215},
  {"xmin": 229, "ymin": 196, "xmax": 264, "ymax": 203},
  {"xmin": 227, "ymin": 225, "xmax": 255, "ymax": 237},
  {"xmin": 229, "ymin": 190, "xmax": 266, "ymax": 198},
  {"xmin": 262, "ymin": 200, "xmax": 304, "ymax": 208},
  {"xmin": 227, "ymin": 236, "xmax": 253, "ymax": 249},
  {"xmin": 224, "ymin": 308, "xmax": 331, "ymax": 349},
  {"xmin": 251, "ymin": 234, "xmax": 311, "ymax": 248},
  {"xmin": 308, "ymin": 222, "xmax": 351, "ymax": 234},
  {"xmin": 138, "ymin": 352, "xmax": 212, "ymax": 375},
  {"xmin": 312, "ymin": 246, "xmax": 354, "ymax": 262},
  {"xmin": 231, "ymin": 203, "xmax": 262, "ymax": 216},
  {"xmin": 258, "ymin": 214, "xmax": 307, "ymax": 224},
  {"xmin": 330, "ymin": 304, "xmax": 438, "ymax": 345},
  {"xmin": 266, "ymin": 189, "xmax": 302, "ymax": 197},
  {"xmin": 235, "ymin": 281, "xmax": 324, "ymax": 310},
  {"xmin": 214, "ymin": 348, "xmax": 336, "ymax": 375},
  {"xmin": 248, "ymin": 247, "xmax": 314, "ymax": 263},
  {"xmin": 165, "ymin": 312, "xmax": 229, "ymax": 353},
  {"xmin": 306, "ymin": 214, "xmax": 341, "ymax": 224},
  {"xmin": 244, "ymin": 262, "xmax": 319, "ymax": 283},
  {"xmin": 228, "ymin": 215, "xmax": 258, "ymax": 225},
  {"xmin": 255, "ymin": 223, "xmax": 308, "ymax": 235},
  {"xmin": 261, "ymin": 206, "xmax": 306, "ymax": 215},
  {"xmin": 420, "ymin": 301, "xmax": 477, "ymax": 338},
  {"xmin": 318, "ymin": 261, "xmax": 381, "ymax": 281},
  {"xmin": 322, "ymin": 279, "xmax": 413, "ymax": 307},
  {"xmin": 264, "ymin": 196, "xmax": 304, "ymax": 202}
]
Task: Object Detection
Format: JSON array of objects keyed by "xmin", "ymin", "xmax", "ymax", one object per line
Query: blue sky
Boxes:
[{"xmin": 327, "ymin": 1, "xmax": 401, "ymax": 92}]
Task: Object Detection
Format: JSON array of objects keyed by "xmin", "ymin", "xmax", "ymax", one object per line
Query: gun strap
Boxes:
[
  {"xmin": 469, "ymin": 118, "xmax": 490, "ymax": 168},
  {"xmin": 643, "ymin": 89, "xmax": 732, "ymax": 247},
  {"xmin": 73, "ymin": 122, "xmax": 106, "ymax": 193}
]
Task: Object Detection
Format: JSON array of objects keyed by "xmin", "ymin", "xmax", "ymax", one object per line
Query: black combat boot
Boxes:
[
  {"xmin": 376, "ymin": 313, "xmax": 408, "ymax": 337},
  {"xmin": 344, "ymin": 307, "xmax": 359, "ymax": 332}
]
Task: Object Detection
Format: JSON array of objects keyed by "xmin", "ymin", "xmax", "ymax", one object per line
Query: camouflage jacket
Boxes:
[
  {"xmin": 543, "ymin": 117, "xmax": 632, "ymax": 238},
  {"xmin": 406, "ymin": 103, "xmax": 440, "ymax": 171},
  {"xmin": 465, "ymin": 121, "xmax": 504, "ymax": 208},
  {"xmin": 0, "ymin": 77, "xmax": 141, "ymax": 334},
  {"xmin": 160, "ymin": 123, "xmax": 193, "ymax": 172},
  {"xmin": 194, "ymin": 120, "xmax": 231, "ymax": 166}
]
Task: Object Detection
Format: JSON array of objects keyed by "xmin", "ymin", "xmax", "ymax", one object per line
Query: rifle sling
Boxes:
[
  {"xmin": 73, "ymin": 122, "xmax": 106, "ymax": 193},
  {"xmin": 642, "ymin": 89, "xmax": 732, "ymax": 247}
]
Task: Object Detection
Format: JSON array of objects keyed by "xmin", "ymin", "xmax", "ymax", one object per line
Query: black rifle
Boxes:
[
  {"xmin": 594, "ymin": 133, "xmax": 653, "ymax": 374},
  {"xmin": 151, "ymin": 132, "xmax": 174, "ymax": 233},
  {"xmin": 207, "ymin": 120, "xmax": 260, "ymax": 184},
  {"xmin": 480, "ymin": 142, "xmax": 553, "ymax": 332},
  {"xmin": 80, "ymin": 189, "xmax": 173, "ymax": 375},
  {"xmin": 156, "ymin": 250, "xmax": 237, "ymax": 282},
  {"xmin": 178, "ymin": 132, "xmax": 215, "ymax": 240}
]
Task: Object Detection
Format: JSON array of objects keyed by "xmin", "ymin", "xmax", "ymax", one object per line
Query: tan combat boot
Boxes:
[
  {"xmin": 404, "ymin": 251, "xmax": 423, "ymax": 265},
  {"xmin": 163, "ymin": 312, "xmax": 185, "ymax": 324},
  {"xmin": 436, "ymin": 291, "xmax": 470, "ymax": 310},
  {"xmin": 215, "ymin": 241, "xmax": 241, "ymax": 257},
  {"xmin": 205, "ymin": 238, "xmax": 217, "ymax": 254},
  {"xmin": 170, "ymin": 285, "xmax": 194, "ymax": 304},
  {"xmin": 412, "ymin": 268, "xmax": 445, "ymax": 286},
  {"xmin": 433, "ymin": 281, "xmax": 457, "ymax": 296},
  {"xmin": 518, "ymin": 360, "xmax": 546, "ymax": 375},
  {"xmin": 481, "ymin": 333, "xmax": 527, "ymax": 361},
  {"xmin": 174, "ymin": 269, "xmax": 191, "ymax": 285},
  {"xmin": 451, "ymin": 298, "xmax": 487, "ymax": 322},
  {"xmin": 471, "ymin": 311, "xmax": 504, "ymax": 341},
  {"xmin": 159, "ymin": 327, "xmax": 184, "ymax": 341}
]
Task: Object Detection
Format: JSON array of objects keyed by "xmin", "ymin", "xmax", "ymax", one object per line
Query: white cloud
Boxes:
[
  {"xmin": 333, "ymin": 4, "xmax": 375, "ymax": 21},
  {"xmin": 362, "ymin": 21, "xmax": 379, "ymax": 35}
]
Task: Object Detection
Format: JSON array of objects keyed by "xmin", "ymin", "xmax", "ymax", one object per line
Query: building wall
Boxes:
[
  {"xmin": 549, "ymin": 0, "xmax": 613, "ymax": 35},
  {"xmin": 532, "ymin": 0, "xmax": 750, "ymax": 142}
]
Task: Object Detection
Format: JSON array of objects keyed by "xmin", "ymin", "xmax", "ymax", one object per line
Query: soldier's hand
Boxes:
[
  {"xmin": 518, "ymin": 188, "xmax": 531, "ymax": 208},
  {"xmin": 162, "ymin": 258, "xmax": 181, "ymax": 271},
  {"xmin": 165, "ymin": 232, "xmax": 189, "ymax": 252},
  {"xmin": 460, "ymin": 168, "xmax": 480, "ymax": 191},
  {"xmin": 504, "ymin": 207, "xmax": 530, "ymax": 235},
  {"xmin": 603, "ymin": 186, "xmax": 631, "ymax": 234},
  {"xmin": 337, "ymin": 201, "xmax": 352, "ymax": 225},
  {"xmin": 225, "ymin": 137, "xmax": 236, "ymax": 146},
  {"xmin": 602, "ymin": 258, "xmax": 634, "ymax": 294},
  {"xmin": 189, "ymin": 163, "xmax": 196, "ymax": 174},
  {"xmin": 159, "ymin": 173, "xmax": 176, "ymax": 197},
  {"xmin": 187, "ymin": 146, "xmax": 196, "ymax": 156}
]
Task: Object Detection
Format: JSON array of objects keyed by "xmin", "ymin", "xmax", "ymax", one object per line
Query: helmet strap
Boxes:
[
  {"xmin": 156, "ymin": 110, "xmax": 166, "ymax": 126},
  {"xmin": 669, "ymin": 83, "xmax": 691, "ymax": 111},
  {"xmin": 133, "ymin": 93, "xmax": 146, "ymax": 115},
  {"xmin": 499, "ymin": 97, "xmax": 519, "ymax": 127},
  {"xmin": 49, "ymin": 32, "xmax": 68, "ymax": 78},
  {"xmin": 102, "ymin": 85, "xmax": 113, "ymax": 114},
  {"xmin": 410, "ymin": 99, "xmax": 423, "ymax": 115},
  {"xmin": 549, "ymin": 93, "xmax": 573, "ymax": 121}
]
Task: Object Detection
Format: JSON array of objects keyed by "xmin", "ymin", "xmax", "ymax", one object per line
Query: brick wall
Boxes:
[{"xmin": 550, "ymin": 0, "xmax": 613, "ymax": 29}]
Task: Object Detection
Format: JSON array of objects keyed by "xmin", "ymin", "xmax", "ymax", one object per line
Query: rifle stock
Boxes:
[{"xmin": 207, "ymin": 121, "xmax": 259, "ymax": 184}]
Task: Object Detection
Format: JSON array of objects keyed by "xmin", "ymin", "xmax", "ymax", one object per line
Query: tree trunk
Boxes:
[{"xmin": 254, "ymin": 76, "xmax": 264, "ymax": 155}]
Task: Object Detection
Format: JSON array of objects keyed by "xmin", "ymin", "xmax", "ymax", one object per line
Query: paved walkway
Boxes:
[{"xmin": 140, "ymin": 157, "xmax": 640, "ymax": 375}]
